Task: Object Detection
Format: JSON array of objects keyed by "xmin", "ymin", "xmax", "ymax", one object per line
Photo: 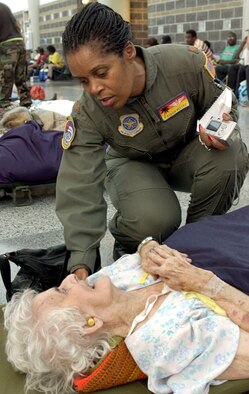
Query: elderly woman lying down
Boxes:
[{"xmin": 4, "ymin": 242, "xmax": 249, "ymax": 394}]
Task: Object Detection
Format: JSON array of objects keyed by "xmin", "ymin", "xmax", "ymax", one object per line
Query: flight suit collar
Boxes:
[
  {"xmin": 126, "ymin": 46, "xmax": 157, "ymax": 105},
  {"xmin": 135, "ymin": 45, "xmax": 158, "ymax": 91}
]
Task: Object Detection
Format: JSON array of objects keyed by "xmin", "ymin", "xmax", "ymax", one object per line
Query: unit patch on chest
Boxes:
[
  {"xmin": 118, "ymin": 114, "xmax": 144, "ymax": 137},
  {"xmin": 157, "ymin": 92, "xmax": 190, "ymax": 122}
]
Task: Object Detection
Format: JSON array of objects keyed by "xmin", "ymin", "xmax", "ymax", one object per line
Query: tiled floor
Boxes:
[
  {"xmin": 0, "ymin": 79, "xmax": 248, "ymax": 304},
  {"xmin": 30, "ymin": 78, "xmax": 83, "ymax": 102}
]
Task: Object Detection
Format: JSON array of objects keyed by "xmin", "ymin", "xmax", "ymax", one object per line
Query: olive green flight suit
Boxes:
[{"xmin": 56, "ymin": 44, "xmax": 249, "ymax": 273}]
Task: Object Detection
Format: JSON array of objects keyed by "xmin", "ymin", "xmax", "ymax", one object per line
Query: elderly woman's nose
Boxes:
[{"xmin": 60, "ymin": 274, "xmax": 78, "ymax": 287}]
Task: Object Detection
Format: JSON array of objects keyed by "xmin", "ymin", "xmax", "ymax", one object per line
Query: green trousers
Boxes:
[{"xmin": 105, "ymin": 135, "xmax": 249, "ymax": 252}]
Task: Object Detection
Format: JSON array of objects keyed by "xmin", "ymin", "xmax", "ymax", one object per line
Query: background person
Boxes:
[
  {"xmin": 215, "ymin": 32, "xmax": 240, "ymax": 81},
  {"xmin": 45, "ymin": 45, "xmax": 64, "ymax": 79},
  {"xmin": 185, "ymin": 29, "xmax": 213, "ymax": 60},
  {"xmin": 204, "ymin": 39, "xmax": 213, "ymax": 53},
  {"xmin": 30, "ymin": 47, "xmax": 40, "ymax": 63},
  {"xmin": 227, "ymin": 34, "xmax": 249, "ymax": 101},
  {"xmin": 27, "ymin": 47, "xmax": 47, "ymax": 78},
  {"xmin": 161, "ymin": 35, "xmax": 172, "ymax": 44},
  {"xmin": 144, "ymin": 37, "xmax": 158, "ymax": 47},
  {"xmin": 4, "ymin": 246, "xmax": 249, "ymax": 394},
  {"xmin": 0, "ymin": 2, "xmax": 32, "ymax": 108},
  {"xmin": 56, "ymin": 3, "xmax": 248, "ymax": 281}
]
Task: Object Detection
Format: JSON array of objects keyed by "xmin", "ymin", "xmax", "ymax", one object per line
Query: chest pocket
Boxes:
[
  {"xmin": 102, "ymin": 93, "xmax": 196, "ymax": 156},
  {"xmin": 102, "ymin": 111, "xmax": 160, "ymax": 157},
  {"xmin": 156, "ymin": 94, "xmax": 196, "ymax": 149}
]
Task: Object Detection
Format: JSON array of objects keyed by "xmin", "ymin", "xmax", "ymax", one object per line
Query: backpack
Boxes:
[
  {"xmin": 30, "ymin": 85, "xmax": 46, "ymax": 100},
  {"xmin": 0, "ymin": 244, "xmax": 69, "ymax": 301},
  {"xmin": 0, "ymin": 245, "xmax": 101, "ymax": 302}
]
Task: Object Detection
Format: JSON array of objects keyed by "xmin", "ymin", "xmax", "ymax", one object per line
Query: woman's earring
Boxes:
[{"xmin": 87, "ymin": 317, "xmax": 95, "ymax": 327}]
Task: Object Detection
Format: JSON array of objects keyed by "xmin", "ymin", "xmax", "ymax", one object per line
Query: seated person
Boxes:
[
  {"xmin": 44, "ymin": 45, "xmax": 64, "ymax": 79},
  {"xmin": 27, "ymin": 47, "xmax": 47, "ymax": 77},
  {"xmin": 144, "ymin": 37, "xmax": 158, "ymax": 48},
  {"xmin": 161, "ymin": 35, "xmax": 172, "ymax": 44},
  {"xmin": 185, "ymin": 29, "xmax": 213, "ymax": 61},
  {"xmin": 4, "ymin": 241, "xmax": 249, "ymax": 394},
  {"xmin": 216, "ymin": 32, "xmax": 240, "ymax": 81},
  {"xmin": 227, "ymin": 34, "xmax": 249, "ymax": 99}
]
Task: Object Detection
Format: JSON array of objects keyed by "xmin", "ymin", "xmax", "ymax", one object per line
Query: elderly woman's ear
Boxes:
[{"xmin": 83, "ymin": 316, "xmax": 103, "ymax": 334}]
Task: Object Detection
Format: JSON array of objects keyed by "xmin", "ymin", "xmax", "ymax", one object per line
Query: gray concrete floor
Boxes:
[
  {"xmin": 0, "ymin": 79, "xmax": 249, "ymax": 304},
  {"xmin": 31, "ymin": 78, "xmax": 83, "ymax": 102}
]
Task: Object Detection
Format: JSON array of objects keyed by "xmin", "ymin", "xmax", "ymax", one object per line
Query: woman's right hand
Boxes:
[{"xmin": 73, "ymin": 267, "xmax": 89, "ymax": 280}]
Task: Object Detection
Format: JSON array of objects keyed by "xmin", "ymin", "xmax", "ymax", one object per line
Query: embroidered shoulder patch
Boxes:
[
  {"xmin": 62, "ymin": 116, "xmax": 76, "ymax": 150},
  {"xmin": 203, "ymin": 53, "xmax": 216, "ymax": 79},
  {"xmin": 157, "ymin": 92, "xmax": 190, "ymax": 122}
]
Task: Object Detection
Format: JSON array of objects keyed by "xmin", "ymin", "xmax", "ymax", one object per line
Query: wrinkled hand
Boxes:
[
  {"xmin": 139, "ymin": 240, "xmax": 160, "ymax": 278},
  {"xmin": 199, "ymin": 113, "xmax": 233, "ymax": 151},
  {"xmin": 73, "ymin": 268, "xmax": 89, "ymax": 280},
  {"xmin": 142, "ymin": 245, "xmax": 213, "ymax": 291},
  {"xmin": 141, "ymin": 243, "xmax": 190, "ymax": 272}
]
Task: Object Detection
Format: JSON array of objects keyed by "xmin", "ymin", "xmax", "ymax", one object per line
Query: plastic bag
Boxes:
[{"xmin": 238, "ymin": 80, "xmax": 248, "ymax": 105}]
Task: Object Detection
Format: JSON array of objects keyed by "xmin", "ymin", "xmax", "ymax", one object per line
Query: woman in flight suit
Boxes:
[{"xmin": 56, "ymin": 2, "xmax": 249, "ymax": 279}]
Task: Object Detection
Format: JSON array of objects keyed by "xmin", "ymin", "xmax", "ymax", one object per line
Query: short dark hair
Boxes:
[
  {"xmin": 204, "ymin": 40, "xmax": 211, "ymax": 49},
  {"xmin": 145, "ymin": 37, "xmax": 159, "ymax": 47},
  {"xmin": 161, "ymin": 35, "xmax": 172, "ymax": 44},
  {"xmin": 228, "ymin": 31, "xmax": 237, "ymax": 39},
  {"xmin": 47, "ymin": 45, "xmax": 56, "ymax": 53},
  {"xmin": 62, "ymin": 2, "xmax": 132, "ymax": 57},
  {"xmin": 186, "ymin": 29, "xmax": 197, "ymax": 38}
]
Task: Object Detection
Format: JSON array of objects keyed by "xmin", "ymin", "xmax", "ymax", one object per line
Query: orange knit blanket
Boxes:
[{"xmin": 73, "ymin": 340, "xmax": 147, "ymax": 392}]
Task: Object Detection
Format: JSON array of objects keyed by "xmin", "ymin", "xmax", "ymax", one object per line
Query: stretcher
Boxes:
[
  {"xmin": 0, "ymin": 120, "xmax": 63, "ymax": 206},
  {"xmin": 2, "ymin": 207, "xmax": 249, "ymax": 393},
  {"xmin": 1, "ymin": 306, "xmax": 249, "ymax": 394},
  {"xmin": 0, "ymin": 180, "xmax": 56, "ymax": 206}
]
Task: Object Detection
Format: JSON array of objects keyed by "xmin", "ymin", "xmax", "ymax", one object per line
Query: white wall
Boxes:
[{"xmin": 97, "ymin": 0, "xmax": 130, "ymax": 21}]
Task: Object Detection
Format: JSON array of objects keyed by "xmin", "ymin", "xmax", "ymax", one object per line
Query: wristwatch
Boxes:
[{"xmin": 137, "ymin": 236, "xmax": 157, "ymax": 253}]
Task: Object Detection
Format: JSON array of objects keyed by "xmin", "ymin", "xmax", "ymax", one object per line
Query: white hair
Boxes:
[
  {"xmin": 0, "ymin": 106, "xmax": 32, "ymax": 129},
  {"xmin": 4, "ymin": 289, "xmax": 113, "ymax": 394}
]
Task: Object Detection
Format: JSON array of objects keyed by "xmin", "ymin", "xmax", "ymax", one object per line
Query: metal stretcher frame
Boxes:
[{"xmin": 0, "ymin": 180, "xmax": 56, "ymax": 206}]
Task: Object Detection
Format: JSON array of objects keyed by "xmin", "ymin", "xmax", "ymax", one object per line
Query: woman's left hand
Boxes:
[
  {"xmin": 141, "ymin": 243, "xmax": 189, "ymax": 279},
  {"xmin": 199, "ymin": 112, "xmax": 233, "ymax": 151},
  {"xmin": 145, "ymin": 245, "xmax": 213, "ymax": 292}
]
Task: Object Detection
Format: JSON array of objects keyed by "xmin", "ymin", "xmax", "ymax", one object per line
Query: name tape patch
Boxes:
[{"xmin": 158, "ymin": 92, "xmax": 190, "ymax": 122}]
